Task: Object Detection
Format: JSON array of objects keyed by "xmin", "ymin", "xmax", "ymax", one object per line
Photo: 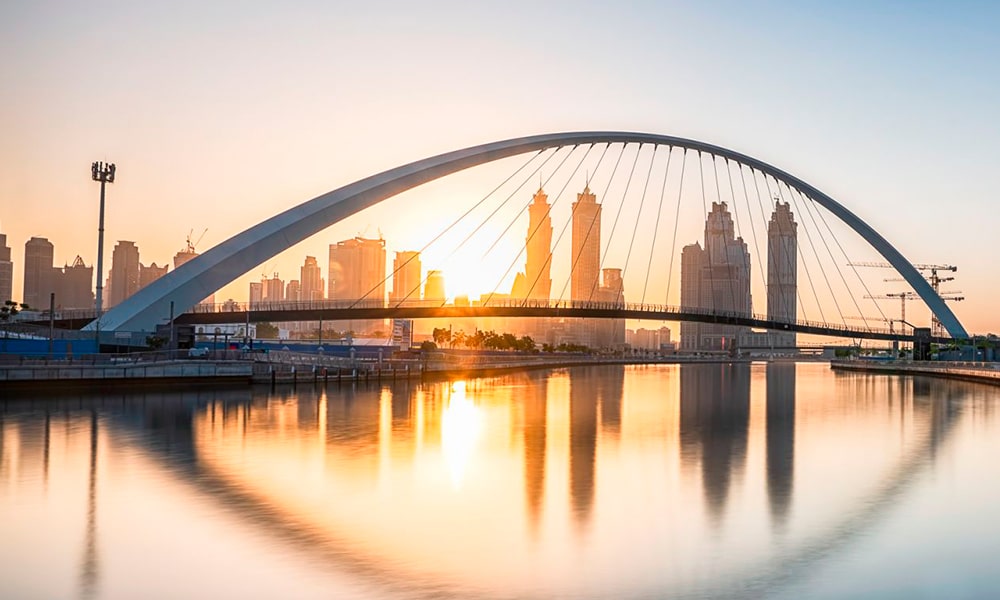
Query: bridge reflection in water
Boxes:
[{"xmin": 1, "ymin": 364, "xmax": 998, "ymax": 599}]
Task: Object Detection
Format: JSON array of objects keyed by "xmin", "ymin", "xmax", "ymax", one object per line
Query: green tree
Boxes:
[
  {"xmin": 432, "ymin": 327, "xmax": 451, "ymax": 346},
  {"xmin": 420, "ymin": 340, "xmax": 438, "ymax": 351},
  {"xmin": 256, "ymin": 322, "xmax": 279, "ymax": 338}
]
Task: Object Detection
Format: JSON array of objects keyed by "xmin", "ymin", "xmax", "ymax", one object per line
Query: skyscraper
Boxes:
[
  {"xmin": 767, "ymin": 201, "xmax": 798, "ymax": 347},
  {"xmin": 300, "ymin": 256, "xmax": 324, "ymax": 301},
  {"xmin": 23, "ymin": 237, "xmax": 55, "ymax": 309},
  {"xmin": 329, "ymin": 236, "xmax": 387, "ymax": 334},
  {"xmin": 680, "ymin": 202, "xmax": 752, "ymax": 351},
  {"xmin": 571, "ymin": 185, "xmax": 602, "ymax": 302},
  {"xmin": 249, "ymin": 281, "xmax": 263, "ymax": 307},
  {"xmin": 680, "ymin": 243, "xmax": 706, "ymax": 351},
  {"xmin": 0, "ymin": 232, "xmax": 12, "ymax": 303},
  {"xmin": 594, "ymin": 268, "xmax": 626, "ymax": 348},
  {"xmin": 263, "ymin": 273, "xmax": 284, "ymax": 302},
  {"xmin": 57, "ymin": 256, "xmax": 95, "ymax": 310},
  {"xmin": 513, "ymin": 188, "xmax": 553, "ymax": 300},
  {"xmin": 424, "ymin": 270, "xmax": 446, "ymax": 303},
  {"xmin": 139, "ymin": 262, "xmax": 168, "ymax": 289},
  {"xmin": 108, "ymin": 241, "xmax": 141, "ymax": 307},
  {"xmin": 391, "ymin": 251, "xmax": 422, "ymax": 304},
  {"xmin": 328, "ymin": 237, "xmax": 386, "ymax": 302},
  {"xmin": 285, "ymin": 279, "xmax": 301, "ymax": 302}
]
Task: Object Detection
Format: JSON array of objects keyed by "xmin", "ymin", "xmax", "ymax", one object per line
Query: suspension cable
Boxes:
[
  {"xmin": 348, "ymin": 148, "xmax": 548, "ymax": 308},
  {"xmin": 558, "ymin": 144, "xmax": 628, "ymax": 302},
  {"xmin": 663, "ymin": 150, "xmax": 688, "ymax": 306},
  {"xmin": 618, "ymin": 144, "xmax": 659, "ymax": 303},
  {"xmin": 486, "ymin": 144, "xmax": 596, "ymax": 306},
  {"xmin": 641, "ymin": 146, "xmax": 673, "ymax": 304},
  {"xmin": 729, "ymin": 159, "xmax": 769, "ymax": 313},
  {"xmin": 791, "ymin": 186, "xmax": 871, "ymax": 330},
  {"xmin": 588, "ymin": 144, "xmax": 644, "ymax": 301},
  {"xmin": 394, "ymin": 147, "xmax": 562, "ymax": 306},
  {"xmin": 521, "ymin": 144, "xmax": 612, "ymax": 304},
  {"xmin": 769, "ymin": 176, "xmax": 826, "ymax": 324}
]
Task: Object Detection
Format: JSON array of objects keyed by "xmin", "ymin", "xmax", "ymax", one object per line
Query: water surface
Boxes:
[{"xmin": 3, "ymin": 363, "xmax": 1000, "ymax": 599}]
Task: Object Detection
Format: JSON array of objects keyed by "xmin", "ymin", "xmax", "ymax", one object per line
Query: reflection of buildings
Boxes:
[
  {"xmin": 680, "ymin": 203, "xmax": 752, "ymax": 351},
  {"xmin": 569, "ymin": 368, "xmax": 599, "ymax": 531},
  {"xmin": 765, "ymin": 362, "xmax": 796, "ymax": 527},
  {"xmin": 566, "ymin": 366, "xmax": 624, "ymax": 531},
  {"xmin": 679, "ymin": 363, "xmax": 751, "ymax": 524},
  {"xmin": 523, "ymin": 374, "xmax": 547, "ymax": 534}
]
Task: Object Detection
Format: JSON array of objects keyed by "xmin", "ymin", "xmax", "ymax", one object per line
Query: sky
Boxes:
[{"xmin": 1, "ymin": 0, "xmax": 998, "ymax": 333}]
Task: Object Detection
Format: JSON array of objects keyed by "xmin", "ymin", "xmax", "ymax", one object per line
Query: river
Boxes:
[{"xmin": 2, "ymin": 362, "xmax": 1000, "ymax": 599}]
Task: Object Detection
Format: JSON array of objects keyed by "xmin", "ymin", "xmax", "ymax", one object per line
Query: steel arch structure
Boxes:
[{"xmin": 87, "ymin": 132, "xmax": 968, "ymax": 337}]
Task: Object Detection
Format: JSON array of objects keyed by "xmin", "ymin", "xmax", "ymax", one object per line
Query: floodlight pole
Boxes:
[{"xmin": 91, "ymin": 161, "xmax": 116, "ymax": 350}]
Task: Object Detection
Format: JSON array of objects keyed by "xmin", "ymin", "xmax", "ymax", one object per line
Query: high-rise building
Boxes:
[
  {"xmin": 23, "ymin": 237, "xmax": 56, "ymax": 309},
  {"xmin": 680, "ymin": 202, "xmax": 752, "ymax": 351},
  {"xmin": 139, "ymin": 262, "xmax": 168, "ymax": 289},
  {"xmin": 249, "ymin": 281, "xmax": 263, "ymax": 307},
  {"xmin": 571, "ymin": 185, "xmax": 602, "ymax": 302},
  {"xmin": 300, "ymin": 256, "xmax": 324, "ymax": 301},
  {"xmin": 174, "ymin": 247, "xmax": 215, "ymax": 305},
  {"xmin": 263, "ymin": 274, "xmax": 284, "ymax": 302},
  {"xmin": 391, "ymin": 251, "xmax": 422, "ymax": 304},
  {"xmin": 108, "ymin": 241, "xmax": 141, "ymax": 307},
  {"xmin": 424, "ymin": 270, "xmax": 446, "ymax": 303},
  {"xmin": 328, "ymin": 237, "xmax": 386, "ymax": 302},
  {"xmin": 286, "ymin": 279, "xmax": 301, "ymax": 302},
  {"xmin": 594, "ymin": 268, "xmax": 626, "ymax": 348},
  {"xmin": 57, "ymin": 256, "xmax": 95, "ymax": 310},
  {"xmin": 767, "ymin": 201, "xmax": 798, "ymax": 347},
  {"xmin": 680, "ymin": 243, "xmax": 706, "ymax": 352},
  {"xmin": 0, "ymin": 232, "xmax": 12, "ymax": 303},
  {"xmin": 512, "ymin": 188, "xmax": 553, "ymax": 300}
]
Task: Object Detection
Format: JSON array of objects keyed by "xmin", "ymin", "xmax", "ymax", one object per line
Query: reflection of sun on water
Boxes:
[{"xmin": 441, "ymin": 380, "xmax": 483, "ymax": 490}]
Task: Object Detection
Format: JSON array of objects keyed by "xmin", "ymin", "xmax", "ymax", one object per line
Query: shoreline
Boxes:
[
  {"xmin": 830, "ymin": 359, "xmax": 1000, "ymax": 386},
  {"xmin": 0, "ymin": 355, "xmax": 815, "ymax": 393}
]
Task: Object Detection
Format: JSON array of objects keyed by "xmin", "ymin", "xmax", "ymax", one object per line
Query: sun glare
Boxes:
[{"xmin": 440, "ymin": 380, "xmax": 483, "ymax": 490}]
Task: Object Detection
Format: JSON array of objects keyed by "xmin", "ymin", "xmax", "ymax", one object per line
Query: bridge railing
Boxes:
[
  {"xmin": 29, "ymin": 296, "xmax": 915, "ymax": 339},
  {"xmin": 174, "ymin": 296, "xmax": 908, "ymax": 338}
]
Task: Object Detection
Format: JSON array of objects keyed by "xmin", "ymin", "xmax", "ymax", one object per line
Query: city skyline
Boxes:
[{"xmin": 2, "ymin": 2, "xmax": 998, "ymax": 333}]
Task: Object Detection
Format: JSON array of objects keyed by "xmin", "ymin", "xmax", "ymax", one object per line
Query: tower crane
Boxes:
[
  {"xmin": 851, "ymin": 261, "xmax": 961, "ymax": 337},
  {"xmin": 864, "ymin": 292, "xmax": 917, "ymax": 325},
  {"xmin": 186, "ymin": 228, "xmax": 208, "ymax": 254}
]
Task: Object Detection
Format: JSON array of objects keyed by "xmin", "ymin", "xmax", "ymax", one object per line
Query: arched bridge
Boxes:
[{"xmin": 85, "ymin": 131, "xmax": 969, "ymax": 339}]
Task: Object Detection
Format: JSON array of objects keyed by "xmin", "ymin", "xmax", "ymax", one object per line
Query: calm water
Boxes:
[{"xmin": 3, "ymin": 363, "xmax": 1000, "ymax": 599}]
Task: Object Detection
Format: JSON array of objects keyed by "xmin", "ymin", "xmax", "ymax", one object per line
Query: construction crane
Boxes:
[
  {"xmin": 850, "ymin": 261, "xmax": 957, "ymax": 293},
  {"xmin": 852, "ymin": 261, "xmax": 961, "ymax": 337},
  {"xmin": 864, "ymin": 292, "xmax": 917, "ymax": 325},
  {"xmin": 186, "ymin": 228, "xmax": 208, "ymax": 254}
]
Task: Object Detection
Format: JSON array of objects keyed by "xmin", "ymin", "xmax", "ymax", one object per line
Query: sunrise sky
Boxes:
[{"xmin": 2, "ymin": 1, "xmax": 998, "ymax": 332}]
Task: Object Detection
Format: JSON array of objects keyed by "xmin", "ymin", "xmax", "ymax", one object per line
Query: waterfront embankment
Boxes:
[
  {"xmin": 1, "ymin": 351, "xmax": 768, "ymax": 390},
  {"xmin": 831, "ymin": 359, "xmax": 1000, "ymax": 385}
]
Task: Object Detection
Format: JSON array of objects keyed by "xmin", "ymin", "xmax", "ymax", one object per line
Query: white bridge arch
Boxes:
[{"xmin": 87, "ymin": 132, "xmax": 968, "ymax": 338}]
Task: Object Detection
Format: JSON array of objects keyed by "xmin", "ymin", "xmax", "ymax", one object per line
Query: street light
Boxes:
[{"xmin": 91, "ymin": 161, "xmax": 116, "ymax": 349}]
